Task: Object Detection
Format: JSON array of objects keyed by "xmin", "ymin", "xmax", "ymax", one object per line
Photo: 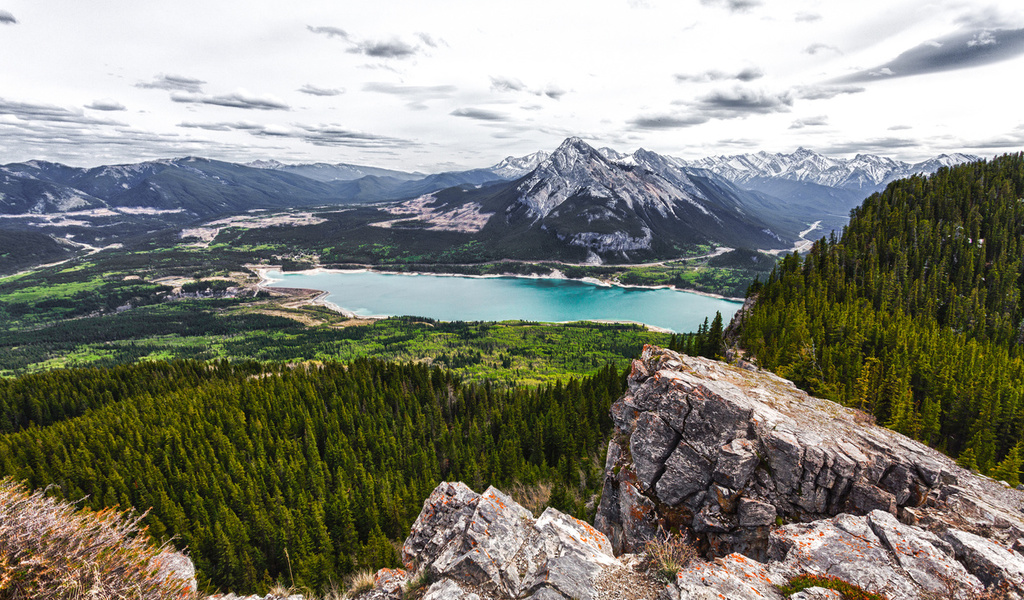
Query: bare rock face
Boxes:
[
  {"xmin": 596, "ymin": 346, "xmax": 1024, "ymax": 599},
  {"xmin": 378, "ymin": 481, "xmax": 650, "ymax": 600}
]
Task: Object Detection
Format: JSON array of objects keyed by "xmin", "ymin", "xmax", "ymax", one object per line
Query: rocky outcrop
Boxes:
[
  {"xmin": 596, "ymin": 346, "xmax": 1024, "ymax": 599},
  {"xmin": 364, "ymin": 481, "xmax": 664, "ymax": 600},
  {"xmin": 360, "ymin": 346, "xmax": 1024, "ymax": 599}
]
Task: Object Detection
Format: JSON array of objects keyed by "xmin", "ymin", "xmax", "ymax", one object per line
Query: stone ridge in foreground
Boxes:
[{"xmin": 595, "ymin": 346, "xmax": 1024, "ymax": 599}]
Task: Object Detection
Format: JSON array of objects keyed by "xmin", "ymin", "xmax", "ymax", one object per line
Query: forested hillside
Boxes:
[
  {"xmin": 0, "ymin": 359, "xmax": 624, "ymax": 594},
  {"xmin": 737, "ymin": 153, "xmax": 1024, "ymax": 478}
]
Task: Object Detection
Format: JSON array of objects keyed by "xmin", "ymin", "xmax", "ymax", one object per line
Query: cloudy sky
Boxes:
[{"xmin": 2, "ymin": 0, "xmax": 1023, "ymax": 171}]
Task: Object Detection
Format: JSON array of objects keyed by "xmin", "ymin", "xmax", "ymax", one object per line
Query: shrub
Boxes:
[
  {"xmin": 0, "ymin": 477, "xmax": 193, "ymax": 600},
  {"xmin": 778, "ymin": 574, "xmax": 887, "ymax": 600},
  {"xmin": 642, "ymin": 532, "xmax": 698, "ymax": 583},
  {"xmin": 345, "ymin": 570, "xmax": 376, "ymax": 598}
]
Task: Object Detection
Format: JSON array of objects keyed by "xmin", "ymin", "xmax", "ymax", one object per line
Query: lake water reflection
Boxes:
[{"xmin": 262, "ymin": 269, "xmax": 741, "ymax": 333}]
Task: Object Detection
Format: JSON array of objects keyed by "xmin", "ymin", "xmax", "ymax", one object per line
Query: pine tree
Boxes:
[{"xmin": 991, "ymin": 443, "xmax": 1022, "ymax": 487}]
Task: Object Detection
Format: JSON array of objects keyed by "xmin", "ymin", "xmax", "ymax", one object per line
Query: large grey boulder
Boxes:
[{"xmin": 383, "ymin": 482, "xmax": 647, "ymax": 600}]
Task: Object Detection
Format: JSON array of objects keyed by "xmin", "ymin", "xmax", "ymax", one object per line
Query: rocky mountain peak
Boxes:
[{"xmin": 513, "ymin": 137, "xmax": 653, "ymax": 218}]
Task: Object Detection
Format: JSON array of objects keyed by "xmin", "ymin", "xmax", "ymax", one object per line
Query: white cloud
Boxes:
[{"xmin": 0, "ymin": 0, "xmax": 1020, "ymax": 169}]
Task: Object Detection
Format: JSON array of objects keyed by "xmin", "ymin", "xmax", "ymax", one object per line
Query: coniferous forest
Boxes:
[
  {"xmin": 737, "ymin": 153, "xmax": 1024, "ymax": 480},
  {"xmin": 0, "ymin": 359, "xmax": 624, "ymax": 593}
]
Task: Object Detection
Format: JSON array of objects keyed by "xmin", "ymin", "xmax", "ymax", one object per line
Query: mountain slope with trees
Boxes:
[
  {"xmin": 736, "ymin": 153, "xmax": 1024, "ymax": 478},
  {"xmin": 0, "ymin": 358, "xmax": 624, "ymax": 594}
]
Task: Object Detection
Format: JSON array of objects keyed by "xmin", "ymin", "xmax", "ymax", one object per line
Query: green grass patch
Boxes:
[{"xmin": 778, "ymin": 574, "xmax": 888, "ymax": 600}]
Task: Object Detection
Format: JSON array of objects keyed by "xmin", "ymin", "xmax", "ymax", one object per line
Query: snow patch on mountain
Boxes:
[
  {"xmin": 489, "ymin": 150, "xmax": 551, "ymax": 179},
  {"xmin": 513, "ymin": 137, "xmax": 705, "ymax": 220},
  {"xmin": 680, "ymin": 148, "xmax": 980, "ymax": 191}
]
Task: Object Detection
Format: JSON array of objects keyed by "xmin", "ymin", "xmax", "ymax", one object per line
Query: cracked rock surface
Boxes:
[
  {"xmin": 596, "ymin": 346, "xmax": 1024, "ymax": 599},
  {"xmin": 364, "ymin": 481, "xmax": 662, "ymax": 600}
]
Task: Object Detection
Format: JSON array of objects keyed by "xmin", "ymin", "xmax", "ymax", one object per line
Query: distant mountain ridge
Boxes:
[
  {"xmin": 680, "ymin": 147, "xmax": 980, "ymax": 191},
  {"xmin": 0, "ymin": 157, "xmax": 346, "ymax": 218},
  {"xmin": 0, "ymin": 140, "xmax": 985, "ymax": 271}
]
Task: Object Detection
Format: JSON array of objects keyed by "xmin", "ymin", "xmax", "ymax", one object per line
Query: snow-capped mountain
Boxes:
[
  {"xmin": 488, "ymin": 150, "xmax": 550, "ymax": 179},
  {"xmin": 447, "ymin": 137, "xmax": 800, "ymax": 260},
  {"xmin": 909, "ymin": 153, "xmax": 979, "ymax": 175},
  {"xmin": 680, "ymin": 148, "xmax": 980, "ymax": 191},
  {"xmin": 512, "ymin": 138, "xmax": 704, "ymax": 220}
]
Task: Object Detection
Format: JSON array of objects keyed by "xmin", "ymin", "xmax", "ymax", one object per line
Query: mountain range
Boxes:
[{"xmin": 0, "ymin": 139, "xmax": 981, "ymax": 271}]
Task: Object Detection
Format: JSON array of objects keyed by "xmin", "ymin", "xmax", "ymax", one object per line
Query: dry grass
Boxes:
[
  {"xmin": 507, "ymin": 482, "xmax": 552, "ymax": 517},
  {"xmin": 641, "ymin": 532, "xmax": 698, "ymax": 583},
  {"xmin": 0, "ymin": 477, "xmax": 193, "ymax": 600},
  {"xmin": 319, "ymin": 579, "xmax": 346, "ymax": 600},
  {"xmin": 345, "ymin": 570, "xmax": 376, "ymax": 598}
]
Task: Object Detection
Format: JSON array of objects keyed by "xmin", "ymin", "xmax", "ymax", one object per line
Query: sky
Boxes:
[{"xmin": 1, "ymin": 0, "xmax": 1023, "ymax": 172}]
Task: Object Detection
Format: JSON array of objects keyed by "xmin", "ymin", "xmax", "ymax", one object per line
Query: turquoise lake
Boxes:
[{"xmin": 262, "ymin": 270, "xmax": 742, "ymax": 333}]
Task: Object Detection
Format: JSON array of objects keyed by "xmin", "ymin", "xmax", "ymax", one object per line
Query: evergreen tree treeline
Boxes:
[
  {"xmin": 668, "ymin": 311, "xmax": 725, "ymax": 359},
  {"xmin": 738, "ymin": 153, "xmax": 1024, "ymax": 481},
  {"xmin": 0, "ymin": 358, "xmax": 624, "ymax": 593}
]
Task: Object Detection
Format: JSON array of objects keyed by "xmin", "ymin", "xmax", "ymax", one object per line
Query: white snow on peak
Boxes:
[
  {"xmin": 490, "ymin": 150, "xmax": 552, "ymax": 179},
  {"xmin": 678, "ymin": 148, "xmax": 981, "ymax": 190},
  {"xmin": 514, "ymin": 137, "xmax": 709, "ymax": 219}
]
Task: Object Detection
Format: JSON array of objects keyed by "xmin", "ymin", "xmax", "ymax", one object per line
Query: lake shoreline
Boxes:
[
  {"xmin": 255, "ymin": 264, "xmax": 745, "ymax": 302},
  {"xmin": 254, "ymin": 265, "xmax": 740, "ymax": 333}
]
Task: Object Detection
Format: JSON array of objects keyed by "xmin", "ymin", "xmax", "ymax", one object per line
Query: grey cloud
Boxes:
[
  {"xmin": 543, "ymin": 85, "xmax": 567, "ymax": 100},
  {"xmin": 640, "ymin": 85, "xmax": 793, "ymax": 129},
  {"xmin": 700, "ymin": 0, "xmax": 762, "ymax": 13},
  {"xmin": 178, "ymin": 121, "xmax": 266, "ymax": 132},
  {"xmin": 85, "ymin": 99, "xmax": 126, "ymax": 112},
  {"xmin": 956, "ymin": 6, "xmax": 1022, "ymax": 29},
  {"xmin": 789, "ymin": 116, "xmax": 828, "ymax": 129},
  {"xmin": 310, "ymin": 25, "xmax": 422, "ymax": 60},
  {"xmin": 963, "ymin": 125, "xmax": 1024, "ymax": 150},
  {"xmin": 795, "ymin": 12, "xmax": 821, "ymax": 22},
  {"xmin": 0, "ymin": 97, "xmax": 123, "ymax": 125},
  {"xmin": 307, "ymin": 25, "xmax": 349, "ymax": 39},
  {"xmin": 171, "ymin": 91, "xmax": 289, "ymax": 111},
  {"xmin": 888, "ymin": 124, "xmax": 913, "ymax": 130},
  {"xmin": 795, "ymin": 84, "xmax": 864, "ymax": 100},
  {"xmin": 0, "ymin": 118, "xmax": 250, "ymax": 165},
  {"xmin": 364, "ymin": 82, "xmax": 456, "ymax": 98},
  {"xmin": 822, "ymin": 137, "xmax": 919, "ymax": 154},
  {"xmin": 294, "ymin": 124, "xmax": 413, "ymax": 148},
  {"xmin": 804, "ymin": 43, "xmax": 840, "ymax": 55},
  {"xmin": 136, "ymin": 74, "xmax": 206, "ymax": 93},
  {"xmin": 451, "ymin": 108, "xmax": 509, "ymax": 121},
  {"xmin": 349, "ymin": 39, "xmax": 418, "ymax": 59},
  {"xmin": 696, "ymin": 87, "xmax": 793, "ymax": 115},
  {"xmin": 298, "ymin": 84, "xmax": 344, "ymax": 97},
  {"xmin": 490, "ymin": 76, "xmax": 567, "ymax": 100},
  {"xmin": 491, "ymin": 76, "xmax": 527, "ymax": 92},
  {"xmin": 416, "ymin": 32, "xmax": 444, "ymax": 48},
  {"xmin": 629, "ymin": 114, "xmax": 710, "ymax": 130},
  {"xmin": 175, "ymin": 120, "xmax": 414, "ymax": 149},
  {"xmin": 675, "ymin": 67, "xmax": 764, "ymax": 82},
  {"xmin": 0, "ymin": 10, "xmax": 16, "ymax": 24},
  {"xmin": 836, "ymin": 27, "xmax": 1024, "ymax": 83}
]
